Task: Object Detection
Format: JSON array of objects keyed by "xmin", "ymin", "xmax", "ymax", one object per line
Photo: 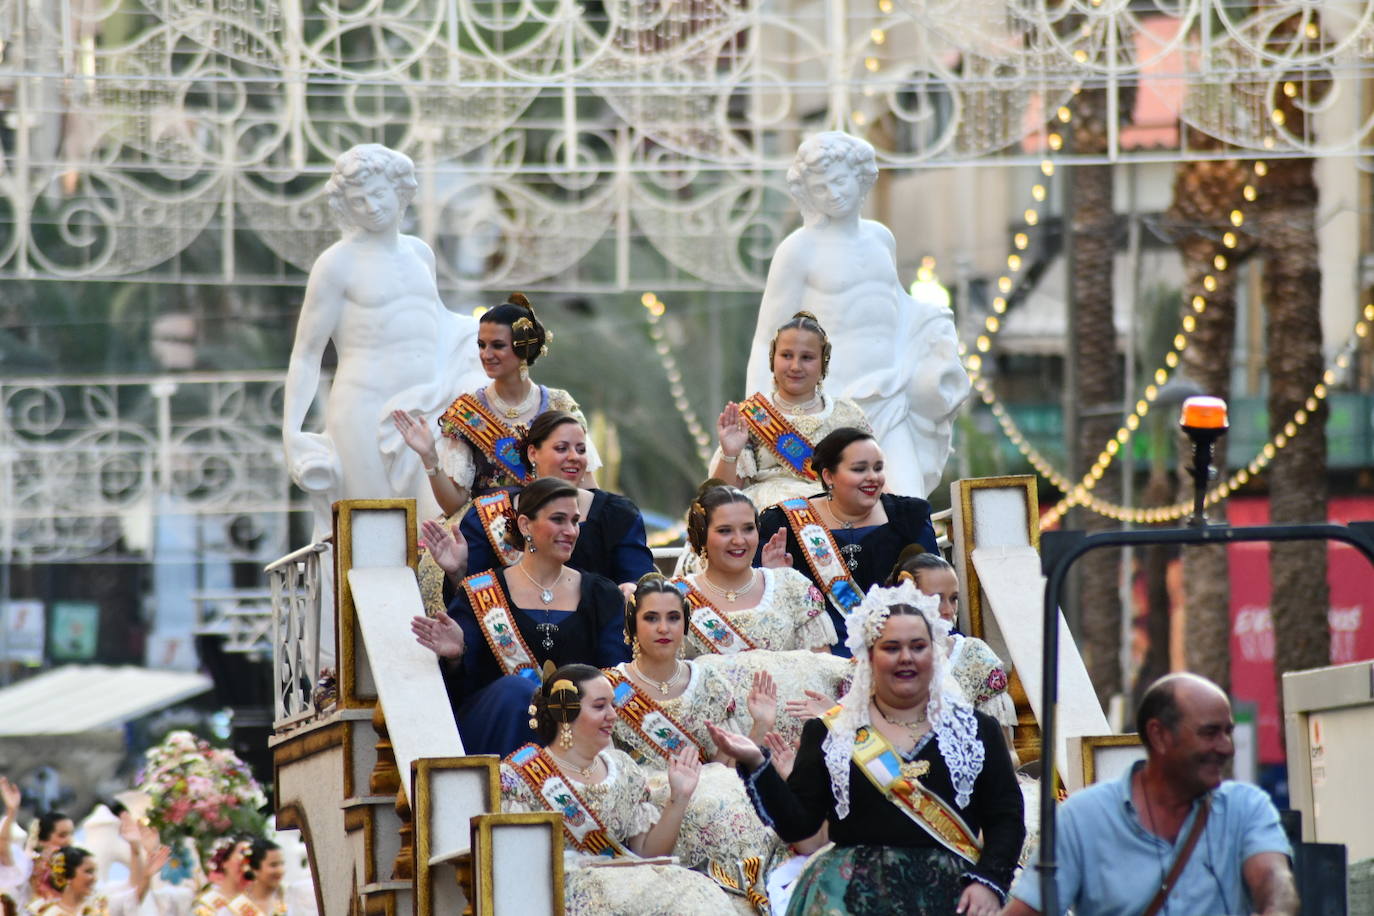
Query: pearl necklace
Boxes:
[
  {"xmin": 517, "ymin": 562, "xmax": 563, "ymax": 604},
  {"xmin": 773, "ymin": 389, "xmax": 821, "ymax": 413},
  {"xmin": 874, "ymin": 699, "xmax": 929, "ymax": 742},
  {"xmin": 698, "ymin": 569, "xmax": 757, "ymax": 602},
  {"xmin": 487, "ymin": 382, "xmax": 539, "ymax": 419},
  {"xmin": 630, "ymin": 660, "xmax": 686, "ymax": 696},
  {"xmin": 547, "ymin": 749, "xmax": 598, "ymax": 780}
]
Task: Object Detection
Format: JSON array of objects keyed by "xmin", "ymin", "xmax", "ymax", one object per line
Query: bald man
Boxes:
[{"xmin": 1002, "ymin": 673, "xmax": 1297, "ymax": 916}]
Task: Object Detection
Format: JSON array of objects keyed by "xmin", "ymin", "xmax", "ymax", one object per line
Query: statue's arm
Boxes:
[
  {"xmin": 283, "ymin": 246, "xmax": 346, "ymax": 450},
  {"xmin": 746, "ymin": 232, "xmax": 808, "ymax": 396}
]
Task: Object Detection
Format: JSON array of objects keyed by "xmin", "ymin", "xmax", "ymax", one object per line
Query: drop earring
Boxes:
[
  {"xmin": 631, "ymin": 638, "xmax": 642, "ymax": 661},
  {"xmin": 559, "ymin": 722, "xmax": 574, "ymax": 749},
  {"xmin": 519, "ymin": 360, "xmax": 530, "ymax": 381}
]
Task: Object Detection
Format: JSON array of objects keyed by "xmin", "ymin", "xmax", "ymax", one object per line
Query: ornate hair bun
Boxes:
[
  {"xmin": 546, "ymin": 678, "xmax": 581, "ymax": 723},
  {"xmin": 507, "ymin": 292, "xmax": 531, "ymax": 310},
  {"xmin": 792, "ymin": 310, "xmax": 820, "ymax": 321}
]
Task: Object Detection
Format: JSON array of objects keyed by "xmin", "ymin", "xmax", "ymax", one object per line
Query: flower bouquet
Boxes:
[{"xmin": 137, "ymin": 731, "xmax": 268, "ymax": 867}]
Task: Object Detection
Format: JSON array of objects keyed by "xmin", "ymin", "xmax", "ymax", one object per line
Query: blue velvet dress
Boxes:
[
  {"xmin": 440, "ymin": 567, "xmax": 631, "ymax": 755},
  {"xmin": 755, "ymin": 492, "xmax": 939, "ymax": 657}
]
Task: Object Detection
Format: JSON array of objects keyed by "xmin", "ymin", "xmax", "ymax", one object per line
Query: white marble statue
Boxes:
[
  {"xmin": 282, "ymin": 144, "xmax": 485, "ymax": 535},
  {"xmin": 745, "ymin": 131, "xmax": 970, "ymax": 497}
]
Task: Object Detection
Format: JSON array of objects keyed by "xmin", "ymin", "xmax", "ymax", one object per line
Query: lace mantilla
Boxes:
[{"xmin": 821, "ymin": 580, "xmax": 983, "ymax": 818}]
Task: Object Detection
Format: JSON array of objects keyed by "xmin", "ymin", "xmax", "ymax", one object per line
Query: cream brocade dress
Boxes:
[
  {"xmin": 498, "ymin": 749, "xmax": 738, "ymax": 915},
  {"xmin": 607, "ymin": 662, "xmax": 782, "ymax": 886},
  {"xmin": 713, "ymin": 393, "xmax": 871, "ymax": 510},
  {"xmin": 684, "ymin": 567, "xmax": 852, "ymax": 744}
]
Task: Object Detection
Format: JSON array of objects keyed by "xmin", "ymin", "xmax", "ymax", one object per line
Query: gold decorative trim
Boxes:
[
  {"xmin": 953, "ymin": 475, "xmax": 1038, "ymax": 639},
  {"xmin": 413, "ymin": 757, "xmax": 501, "ymax": 916},
  {"xmin": 334, "ymin": 499, "xmax": 418, "ymax": 709},
  {"xmin": 1077, "ymin": 733, "xmax": 1142, "ymax": 786},
  {"xmin": 274, "ymin": 805, "xmax": 326, "ymax": 916},
  {"xmin": 471, "ymin": 812, "xmax": 564, "ymax": 916}
]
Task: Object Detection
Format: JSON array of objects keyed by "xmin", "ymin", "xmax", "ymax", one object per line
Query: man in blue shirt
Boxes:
[{"xmin": 1001, "ymin": 673, "xmax": 1297, "ymax": 916}]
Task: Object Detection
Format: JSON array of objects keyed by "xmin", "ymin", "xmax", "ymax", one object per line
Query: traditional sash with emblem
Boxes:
[
  {"xmin": 670, "ymin": 578, "xmax": 757, "ymax": 655},
  {"xmin": 606, "ymin": 668, "xmax": 707, "ymax": 764},
  {"xmin": 462, "ymin": 571, "xmax": 541, "ymax": 682},
  {"xmin": 820, "ymin": 707, "xmax": 981, "ymax": 864},
  {"xmin": 508, "ymin": 743, "xmax": 628, "ymax": 856},
  {"xmin": 777, "ymin": 498, "xmax": 863, "ymax": 614},
  {"xmin": 739, "ymin": 392, "xmax": 817, "ymax": 480},
  {"xmin": 437, "ymin": 393, "xmax": 534, "ymax": 484},
  {"xmin": 472, "ymin": 491, "xmax": 522, "ymax": 567}
]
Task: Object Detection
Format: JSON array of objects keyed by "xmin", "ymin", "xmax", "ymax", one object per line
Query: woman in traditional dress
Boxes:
[
  {"xmin": 708, "ymin": 582, "xmax": 1025, "ymax": 916},
  {"xmin": 711, "ymin": 311, "xmax": 872, "ymax": 510},
  {"xmin": 390, "ymin": 293, "xmax": 600, "ymax": 611},
  {"xmin": 605, "ymin": 574, "xmax": 782, "ymax": 907},
  {"xmin": 223, "ymin": 840, "xmax": 286, "ymax": 916},
  {"xmin": 499, "ymin": 665, "xmax": 739, "ymax": 915},
  {"xmin": 17, "ymin": 811, "xmax": 75, "ymax": 909},
  {"xmin": 190, "ymin": 838, "xmax": 249, "ymax": 916},
  {"xmin": 444, "ymin": 411, "xmax": 653, "ymax": 593},
  {"xmin": 672, "ymin": 481, "xmax": 851, "ymax": 743},
  {"xmin": 887, "ymin": 548, "xmax": 1016, "ymax": 736},
  {"xmin": 413, "ymin": 477, "xmax": 630, "ymax": 756},
  {"xmin": 756, "ymin": 427, "xmax": 938, "ymax": 657},
  {"xmin": 29, "ymin": 830, "xmax": 166, "ymax": 916}
]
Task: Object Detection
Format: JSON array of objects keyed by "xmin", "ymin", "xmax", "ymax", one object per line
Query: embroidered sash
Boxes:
[
  {"xmin": 462, "ymin": 572, "xmax": 541, "ymax": 682},
  {"xmin": 821, "ymin": 708, "xmax": 981, "ymax": 864},
  {"xmin": 777, "ymin": 498, "xmax": 863, "ymax": 614},
  {"xmin": 671, "ymin": 578, "xmax": 757, "ymax": 655},
  {"xmin": 472, "ymin": 491, "xmax": 522, "ymax": 567},
  {"xmin": 739, "ymin": 393, "xmax": 817, "ymax": 480},
  {"xmin": 606, "ymin": 668, "xmax": 707, "ymax": 763},
  {"xmin": 438, "ymin": 393, "xmax": 534, "ymax": 484},
  {"xmin": 508, "ymin": 743, "xmax": 627, "ymax": 857}
]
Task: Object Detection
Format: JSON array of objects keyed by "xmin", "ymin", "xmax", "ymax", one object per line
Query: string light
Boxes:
[
  {"xmin": 968, "ymin": 158, "xmax": 1282, "ymax": 522},
  {"xmin": 642, "ymin": 292, "xmax": 713, "ymax": 468}
]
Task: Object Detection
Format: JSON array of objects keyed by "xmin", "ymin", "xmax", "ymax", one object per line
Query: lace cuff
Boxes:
[
  {"xmin": 961, "ymin": 871, "xmax": 1007, "ymax": 905},
  {"xmin": 796, "ymin": 608, "xmax": 838, "ymax": 651},
  {"xmin": 711, "ymin": 443, "xmax": 758, "ymax": 482},
  {"xmin": 737, "ymin": 749, "xmax": 775, "ymax": 829},
  {"xmin": 436, "ymin": 436, "xmax": 476, "ymax": 489}
]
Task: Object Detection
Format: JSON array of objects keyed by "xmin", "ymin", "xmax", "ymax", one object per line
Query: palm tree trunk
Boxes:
[
  {"xmin": 1259, "ymin": 156, "xmax": 1330, "ymax": 679},
  {"xmin": 1068, "ymin": 87, "xmax": 1124, "ymax": 704}
]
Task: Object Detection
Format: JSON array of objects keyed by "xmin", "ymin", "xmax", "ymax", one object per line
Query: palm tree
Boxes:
[
  {"xmin": 1159, "ymin": 130, "xmax": 1258, "ymax": 690},
  {"xmin": 1067, "ymin": 86, "xmax": 1124, "ymax": 705}
]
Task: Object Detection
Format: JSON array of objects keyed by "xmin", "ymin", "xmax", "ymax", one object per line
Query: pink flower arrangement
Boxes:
[{"xmin": 137, "ymin": 731, "xmax": 267, "ymax": 862}]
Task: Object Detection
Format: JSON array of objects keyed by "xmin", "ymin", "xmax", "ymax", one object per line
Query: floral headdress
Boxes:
[{"xmin": 820, "ymin": 580, "xmax": 984, "ymax": 818}]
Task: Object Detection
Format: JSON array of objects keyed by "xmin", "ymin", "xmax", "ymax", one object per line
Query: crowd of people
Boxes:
[
  {"xmin": 397, "ymin": 295, "xmax": 1024, "ymax": 915},
  {"xmin": 4, "ymin": 286, "xmax": 1299, "ymax": 916},
  {"xmin": 398, "ymin": 292, "xmax": 1299, "ymax": 916}
]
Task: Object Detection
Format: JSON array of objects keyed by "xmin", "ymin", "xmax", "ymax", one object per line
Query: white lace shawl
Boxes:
[{"xmin": 821, "ymin": 580, "xmax": 985, "ymax": 818}]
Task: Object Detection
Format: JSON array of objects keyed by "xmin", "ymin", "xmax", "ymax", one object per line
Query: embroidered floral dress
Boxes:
[
  {"xmin": 27, "ymin": 891, "xmax": 142, "ymax": 916},
  {"xmin": 682, "ymin": 568, "xmax": 852, "ymax": 744},
  {"xmin": 606, "ymin": 662, "xmax": 782, "ymax": 894},
  {"xmin": 713, "ymin": 394, "xmax": 872, "ymax": 511},
  {"xmin": 498, "ymin": 748, "xmax": 738, "ymax": 915},
  {"xmin": 223, "ymin": 892, "xmax": 290, "ymax": 916},
  {"xmin": 191, "ymin": 887, "xmax": 232, "ymax": 916}
]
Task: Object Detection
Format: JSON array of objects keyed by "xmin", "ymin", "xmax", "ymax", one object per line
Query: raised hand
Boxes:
[
  {"xmin": 0, "ymin": 777, "xmax": 19, "ymax": 814},
  {"xmin": 747, "ymin": 671, "xmax": 778, "ymax": 737},
  {"xmin": 411, "ymin": 609, "xmax": 465, "ymax": 659},
  {"xmin": 759, "ymin": 528, "xmax": 792, "ymax": 569},
  {"xmin": 763, "ymin": 732, "xmax": 798, "ymax": 780},
  {"xmin": 666, "ymin": 746, "xmax": 702, "ymax": 801},
  {"xmin": 419, "ymin": 518, "xmax": 468, "ymax": 576},
  {"xmin": 716, "ymin": 403, "xmax": 749, "ymax": 459},
  {"xmin": 705, "ymin": 722, "xmax": 763, "ymax": 770},
  {"xmin": 390, "ymin": 409, "xmax": 439, "ymax": 466},
  {"xmin": 783, "ymin": 689, "xmax": 834, "ymax": 722},
  {"xmin": 146, "ymin": 844, "xmax": 172, "ymax": 876}
]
